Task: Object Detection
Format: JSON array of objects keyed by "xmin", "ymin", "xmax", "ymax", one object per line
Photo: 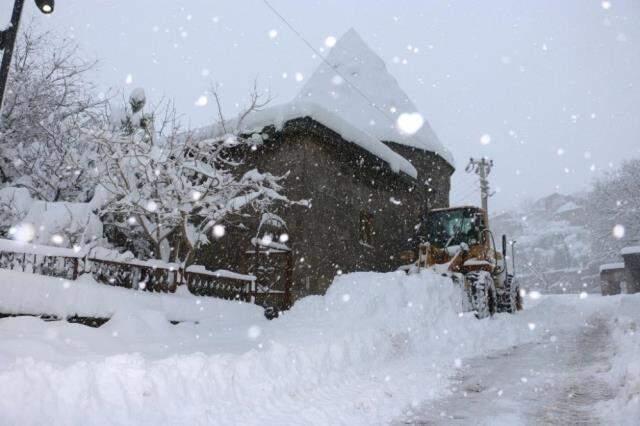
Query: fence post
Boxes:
[
  {"xmin": 284, "ymin": 250, "xmax": 293, "ymax": 310},
  {"xmin": 72, "ymin": 257, "xmax": 79, "ymax": 280}
]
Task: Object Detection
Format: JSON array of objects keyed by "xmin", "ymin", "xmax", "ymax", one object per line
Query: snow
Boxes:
[
  {"xmin": 297, "ymin": 29, "xmax": 454, "ymax": 166},
  {"xmin": 1, "ymin": 189, "xmax": 103, "ymax": 248},
  {"xmin": 0, "ymin": 187, "xmax": 32, "ymax": 218},
  {"xmin": 19, "ymin": 200, "xmax": 103, "ymax": 246},
  {"xmin": 2, "ymin": 268, "xmax": 629, "ymax": 424},
  {"xmin": 599, "ymin": 262, "xmax": 625, "ymax": 272},
  {"xmin": 555, "ymin": 200, "xmax": 582, "ymax": 214},
  {"xmin": 599, "ymin": 295, "xmax": 640, "ymax": 423},
  {"xmin": 463, "ymin": 259, "xmax": 493, "ymax": 267},
  {"xmin": 0, "ymin": 238, "xmax": 85, "ymax": 258},
  {"xmin": 184, "ymin": 265, "xmax": 255, "ymax": 282},
  {"xmin": 0, "ymin": 269, "xmax": 263, "ymax": 323},
  {"xmin": 250, "ymin": 236, "xmax": 290, "ymax": 252},
  {"xmin": 194, "ymin": 101, "xmax": 419, "ymax": 178},
  {"xmin": 192, "ymin": 29, "xmax": 455, "ymax": 179},
  {"xmin": 621, "ymin": 245, "xmax": 640, "ymax": 256}
]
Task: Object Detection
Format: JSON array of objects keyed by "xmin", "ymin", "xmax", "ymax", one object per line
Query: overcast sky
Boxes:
[{"xmin": 4, "ymin": 0, "xmax": 639, "ymax": 212}]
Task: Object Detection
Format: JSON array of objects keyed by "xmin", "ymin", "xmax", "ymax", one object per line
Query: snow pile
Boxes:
[
  {"xmin": 0, "ymin": 269, "xmax": 550, "ymax": 425},
  {"xmin": 600, "ymin": 294, "xmax": 640, "ymax": 423},
  {"xmin": 0, "ymin": 269, "xmax": 263, "ymax": 323}
]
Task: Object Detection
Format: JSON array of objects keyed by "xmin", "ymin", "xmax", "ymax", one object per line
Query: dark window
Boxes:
[{"xmin": 359, "ymin": 209, "xmax": 374, "ymax": 246}]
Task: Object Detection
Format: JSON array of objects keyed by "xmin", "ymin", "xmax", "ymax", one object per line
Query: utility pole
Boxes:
[
  {"xmin": 465, "ymin": 157, "xmax": 494, "ymax": 214},
  {"xmin": 0, "ymin": 0, "xmax": 54, "ymax": 114}
]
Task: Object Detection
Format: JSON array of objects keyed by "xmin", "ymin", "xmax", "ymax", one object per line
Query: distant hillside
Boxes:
[{"xmin": 492, "ymin": 193, "xmax": 598, "ymax": 294}]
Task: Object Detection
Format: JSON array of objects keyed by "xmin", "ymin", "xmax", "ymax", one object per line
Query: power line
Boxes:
[
  {"xmin": 261, "ymin": 0, "xmax": 402, "ymax": 133},
  {"xmin": 452, "ymin": 184, "xmax": 481, "ymax": 206}
]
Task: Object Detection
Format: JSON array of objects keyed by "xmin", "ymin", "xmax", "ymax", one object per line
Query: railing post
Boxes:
[
  {"xmin": 284, "ymin": 250, "xmax": 293, "ymax": 310},
  {"xmin": 72, "ymin": 257, "xmax": 79, "ymax": 280}
]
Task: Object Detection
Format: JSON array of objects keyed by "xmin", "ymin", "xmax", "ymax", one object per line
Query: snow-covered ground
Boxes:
[
  {"xmin": 399, "ymin": 294, "xmax": 640, "ymax": 425},
  {"xmin": 0, "ymin": 269, "xmax": 637, "ymax": 425}
]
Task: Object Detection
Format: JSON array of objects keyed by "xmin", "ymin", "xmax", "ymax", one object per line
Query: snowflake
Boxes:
[
  {"xmin": 612, "ymin": 224, "xmax": 625, "ymax": 239},
  {"xmin": 396, "ymin": 113, "xmax": 424, "ymax": 135},
  {"xmin": 247, "ymin": 325, "xmax": 261, "ymax": 340},
  {"xmin": 213, "ymin": 224, "xmax": 226, "ymax": 238},
  {"xmin": 194, "ymin": 95, "xmax": 208, "ymax": 107},
  {"xmin": 324, "ymin": 36, "xmax": 337, "ymax": 48}
]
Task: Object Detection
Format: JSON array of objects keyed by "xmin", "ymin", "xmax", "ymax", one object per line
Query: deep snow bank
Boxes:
[
  {"xmin": 599, "ymin": 294, "xmax": 640, "ymax": 424},
  {"xmin": 0, "ymin": 269, "xmax": 605, "ymax": 425},
  {"xmin": 0, "ymin": 269, "xmax": 264, "ymax": 323}
]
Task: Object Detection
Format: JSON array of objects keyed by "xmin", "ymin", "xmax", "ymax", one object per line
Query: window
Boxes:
[{"xmin": 359, "ymin": 209, "xmax": 374, "ymax": 246}]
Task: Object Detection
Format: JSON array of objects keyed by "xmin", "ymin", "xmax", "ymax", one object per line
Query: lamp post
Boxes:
[{"xmin": 0, "ymin": 0, "xmax": 54, "ymax": 114}]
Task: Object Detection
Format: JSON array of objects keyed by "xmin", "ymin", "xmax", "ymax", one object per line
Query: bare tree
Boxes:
[
  {"xmin": 0, "ymin": 26, "xmax": 103, "ymax": 202},
  {"xmin": 586, "ymin": 158, "xmax": 640, "ymax": 263}
]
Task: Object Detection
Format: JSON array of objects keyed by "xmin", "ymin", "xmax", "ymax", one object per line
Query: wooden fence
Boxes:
[{"xmin": 0, "ymin": 241, "xmax": 293, "ymax": 312}]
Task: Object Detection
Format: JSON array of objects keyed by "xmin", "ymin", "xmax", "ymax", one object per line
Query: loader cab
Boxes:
[{"xmin": 418, "ymin": 206, "xmax": 487, "ymax": 249}]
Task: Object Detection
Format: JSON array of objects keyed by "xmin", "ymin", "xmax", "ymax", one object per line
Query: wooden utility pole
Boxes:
[{"xmin": 465, "ymin": 157, "xmax": 494, "ymax": 215}]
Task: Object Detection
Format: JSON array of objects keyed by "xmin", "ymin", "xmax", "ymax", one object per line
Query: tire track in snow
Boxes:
[{"xmin": 395, "ymin": 314, "xmax": 615, "ymax": 425}]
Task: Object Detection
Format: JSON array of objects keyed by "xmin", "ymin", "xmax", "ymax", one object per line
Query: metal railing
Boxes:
[{"xmin": 0, "ymin": 239, "xmax": 293, "ymax": 311}]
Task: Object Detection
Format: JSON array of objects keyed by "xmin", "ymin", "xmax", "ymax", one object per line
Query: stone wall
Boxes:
[{"xmin": 194, "ymin": 118, "xmax": 453, "ymax": 300}]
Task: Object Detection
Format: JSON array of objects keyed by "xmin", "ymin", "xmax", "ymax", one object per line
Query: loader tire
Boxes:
[
  {"xmin": 499, "ymin": 274, "xmax": 519, "ymax": 314},
  {"xmin": 466, "ymin": 271, "xmax": 496, "ymax": 319}
]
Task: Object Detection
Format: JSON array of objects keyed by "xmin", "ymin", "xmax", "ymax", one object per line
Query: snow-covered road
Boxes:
[{"xmin": 399, "ymin": 313, "xmax": 618, "ymax": 425}]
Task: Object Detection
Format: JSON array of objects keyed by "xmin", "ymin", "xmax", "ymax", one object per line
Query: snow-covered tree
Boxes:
[
  {"xmin": 0, "ymin": 27, "xmax": 102, "ymax": 202},
  {"xmin": 586, "ymin": 158, "xmax": 640, "ymax": 263},
  {"xmin": 93, "ymin": 88, "xmax": 292, "ymax": 264}
]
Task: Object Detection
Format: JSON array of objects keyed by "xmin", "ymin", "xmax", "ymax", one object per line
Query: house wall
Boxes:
[{"xmin": 194, "ymin": 118, "xmax": 453, "ymax": 300}]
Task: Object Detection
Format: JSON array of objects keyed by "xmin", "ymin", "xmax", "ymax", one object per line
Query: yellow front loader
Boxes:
[{"xmin": 401, "ymin": 206, "xmax": 522, "ymax": 318}]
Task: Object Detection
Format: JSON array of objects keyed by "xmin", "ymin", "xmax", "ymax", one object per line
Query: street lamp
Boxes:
[
  {"xmin": 0, "ymin": 0, "xmax": 55, "ymax": 114},
  {"xmin": 34, "ymin": 0, "xmax": 54, "ymax": 14}
]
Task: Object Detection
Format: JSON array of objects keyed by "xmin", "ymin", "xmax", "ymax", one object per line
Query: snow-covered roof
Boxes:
[
  {"xmin": 194, "ymin": 101, "xmax": 419, "ymax": 178},
  {"xmin": 297, "ymin": 29, "xmax": 453, "ymax": 167},
  {"xmin": 193, "ymin": 29, "xmax": 453, "ymax": 179},
  {"xmin": 599, "ymin": 262, "xmax": 625, "ymax": 273},
  {"xmin": 555, "ymin": 201, "xmax": 582, "ymax": 215},
  {"xmin": 621, "ymin": 246, "xmax": 640, "ymax": 256}
]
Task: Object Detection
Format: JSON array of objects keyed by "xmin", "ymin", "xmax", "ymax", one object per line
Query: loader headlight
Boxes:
[{"xmin": 399, "ymin": 250, "xmax": 416, "ymax": 263}]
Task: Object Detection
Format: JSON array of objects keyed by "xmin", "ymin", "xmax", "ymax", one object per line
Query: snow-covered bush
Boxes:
[
  {"xmin": 93, "ymin": 88, "xmax": 292, "ymax": 263},
  {"xmin": 0, "ymin": 27, "xmax": 102, "ymax": 202},
  {"xmin": 0, "ymin": 187, "xmax": 32, "ymax": 238}
]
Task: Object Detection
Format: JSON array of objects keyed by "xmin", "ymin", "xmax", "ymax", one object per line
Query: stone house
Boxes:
[{"xmin": 192, "ymin": 29, "xmax": 455, "ymax": 300}]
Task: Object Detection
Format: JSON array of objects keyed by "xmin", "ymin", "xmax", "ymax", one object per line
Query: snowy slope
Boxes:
[
  {"xmin": 492, "ymin": 193, "xmax": 595, "ymax": 293},
  {"xmin": 1, "ymin": 268, "xmax": 629, "ymax": 425}
]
